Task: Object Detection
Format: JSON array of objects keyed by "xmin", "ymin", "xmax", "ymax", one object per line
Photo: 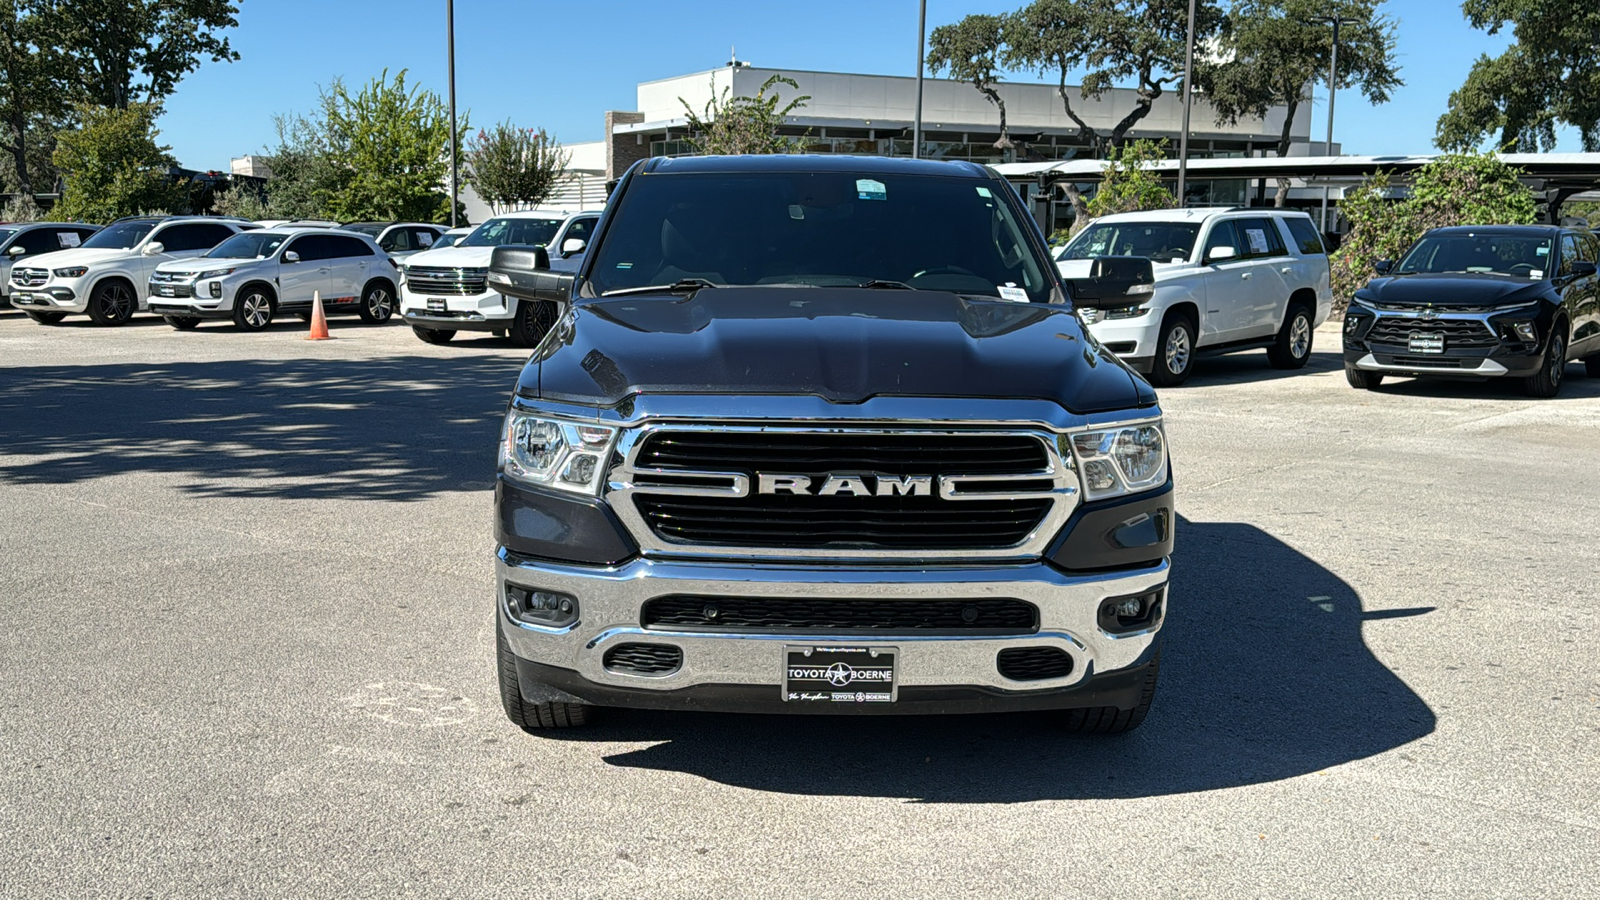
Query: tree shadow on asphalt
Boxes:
[
  {"xmin": 0, "ymin": 353, "xmax": 526, "ymax": 500},
  {"xmin": 552, "ymin": 516, "xmax": 1436, "ymax": 801}
]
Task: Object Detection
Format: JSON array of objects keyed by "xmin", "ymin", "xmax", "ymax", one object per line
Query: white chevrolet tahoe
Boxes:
[
  {"xmin": 1055, "ymin": 208, "xmax": 1332, "ymax": 384},
  {"xmin": 398, "ymin": 210, "xmax": 600, "ymax": 346},
  {"xmin": 341, "ymin": 222, "xmax": 447, "ymax": 261},
  {"xmin": 10, "ymin": 216, "xmax": 251, "ymax": 326},
  {"xmin": 146, "ymin": 227, "xmax": 398, "ymax": 331}
]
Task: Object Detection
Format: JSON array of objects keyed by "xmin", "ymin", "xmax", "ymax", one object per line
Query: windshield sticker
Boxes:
[
  {"xmin": 975, "ymin": 186, "xmax": 993, "ymax": 198},
  {"xmin": 1536, "ymin": 245, "xmax": 1549, "ymax": 256},
  {"xmin": 788, "ymin": 204, "xmax": 805, "ymax": 220},
  {"xmin": 58, "ymin": 232, "xmax": 81, "ymax": 248},
  {"xmin": 997, "ymin": 285, "xmax": 1029, "ymax": 303},
  {"xmin": 615, "ymin": 262, "xmax": 633, "ymax": 269},
  {"xmin": 1244, "ymin": 228, "xmax": 1270, "ymax": 254},
  {"xmin": 856, "ymin": 179, "xmax": 887, "ymax": 201},
  {"xmin": 1530, "ymin": 269, "xmax": 1544, "ymax": 279}
]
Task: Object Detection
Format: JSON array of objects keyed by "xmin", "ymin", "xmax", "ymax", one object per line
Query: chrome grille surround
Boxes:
[
  {"xmin": 11, "ymin": 267, "xmax": 47, "ymax": 287},
  {"xmin": 406, "ymin": 265, "xmax": 489, "ymax": 296}
]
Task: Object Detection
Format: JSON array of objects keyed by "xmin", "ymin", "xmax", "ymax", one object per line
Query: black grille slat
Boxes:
[
  {"xmin": 637, "ymin": 495, "xmax": 1051, "ymax": 549},
  {"xmin": 643, "ymin": 595, "xmax": 1038, "ymax": 634},
  {"xmin": 997, "ymin": 647, "xmax": 1075, "ymax": 681},
  {"xmin": 602, "ymin": 643, "xmax": 682, "ymax": 675},
  {"xmin": 1367, "ymin": 317, "xmax": 1498, "ymax": 348},
  {"xmin": 639, "ymin": 432, "xmax": 1048, "ymax": 476}
]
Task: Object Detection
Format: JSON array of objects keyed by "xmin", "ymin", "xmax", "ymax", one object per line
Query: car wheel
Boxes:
[
  {"xmin": 357, "ymin": 282, "xmax": 394, "ymax": 324},
  {"xmin": 1267, "ymin": 303, "xmax": 1314, "ymax": 369},
  {"xmin": 497, "ymin": 619, "xmax": 591, "ymax": 731},
  {"xmin": 1345, "ymin": 366, "xmax": 1384, "ymax": 390},
  {"xmin": 1523, "ymin": 330, "xmax": 1566, "ymax": 398},
  {"xmin": 86, "ymin": 280, "xmax": 135, "ymax": 326},
  {"xmin": 24, "ymin": 311, "xmax": 66, "ymax": 325},
  {"xmin": 412, "ymin": 325, "xmax": 456, "ymax": 344},
  {"xmin": 163, "ymin": 315, "xmax": 201, "ymax": 330},
  {"xmin": 231, "ymin": 288, "xmax": 274, "ymax": 332},
  {"xmin": 1060, "ymin": 648, "xmax": 1160, "ymax": 734},
  {"xmin": 1148, "ymin": 314, "xmax": 1195, "ymax": 386},
  {"xmin": 510, "ymin": 299, "xmax": 557, "ymax": 348}
]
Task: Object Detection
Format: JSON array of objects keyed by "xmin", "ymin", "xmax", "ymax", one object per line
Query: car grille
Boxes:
[
  {"xmin": 148, "ymin": 282, "xmax": 195, "ymax": 298},
  {"xmin": 637, "ymin": 432, "xmax": 1048, "ymax": 475},
  {"xmin": 641, "ymin": 595, "xmax": 1039, "ymax": 634},
  {"xmin": 11, "ymin": 267, "xmax": 47, "ymax": 287},
  {"xmin": 602, "ymin": 643, "xmax": 682, "ymax": 676},
  {"xmin": 406, "ymin": 266, "xmax": 487, "ymax": 296},
  {"xmin": 996, "ymin": 647, "xmax": 1075, "ymax": 681},
  {"xmin": 1367, "ymin": 316, "xmax": 1498, "ymax": 348},
  {"xmin": 635, "ymin": 495, "xmax": 1053, "ymax": 550}
]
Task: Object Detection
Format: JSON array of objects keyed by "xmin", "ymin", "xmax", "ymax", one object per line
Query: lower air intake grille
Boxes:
[
  {"xmin": 603, "ymin": 643, "xmax": 682, "ymax": 676},
  {"xmin": 642, "ymin": 595, "xmax": 1039, "ymax": 634},
  {"xmin": 997, "ymin": 647, "xmax": 1075, "ymax": 681}
]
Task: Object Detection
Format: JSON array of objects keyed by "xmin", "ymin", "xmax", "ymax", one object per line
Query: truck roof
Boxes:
[{"xmin": 638, "ymin": 154, "xmax": 994, "ymax": 179}]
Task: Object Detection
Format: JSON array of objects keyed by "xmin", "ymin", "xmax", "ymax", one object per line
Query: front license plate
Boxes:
[
  {"xmin": 427, "ymin": 298, "xmax": 446, "ymax": 313},
  {"xmin": 1408, "ymin": 333, "xmax": 1445, "ymax": 354},
  {"xmin": 783, "ymin": 646, "xmax": 897, "ymax": 703}
]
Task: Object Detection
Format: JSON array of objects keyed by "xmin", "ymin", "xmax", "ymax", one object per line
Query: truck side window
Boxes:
[
  {"xmin": 1237, "ymin": 218, "xmax": 1287, "ymax": 259},
  {"xmin": 1202, "ymin": 221, "xmax": 1240, "ymax": 262},
  {"xmin": 1283, "ymin": 217, "xmax": 1325, "ymax": 255}
]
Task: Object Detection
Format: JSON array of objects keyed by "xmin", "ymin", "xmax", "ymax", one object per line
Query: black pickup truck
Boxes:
[{"xmin": 488, "ymin": 155, "xmax": 1173, "ymax": 733}]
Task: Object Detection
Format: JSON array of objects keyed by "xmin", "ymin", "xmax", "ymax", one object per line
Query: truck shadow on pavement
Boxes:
[
  {"xmin": 0, "ymin": 354, "xmax": 525, "ymax": 500},
  {"xmin": 577, "ymin": 516, "xmax": 1437, "ymax": 801}
]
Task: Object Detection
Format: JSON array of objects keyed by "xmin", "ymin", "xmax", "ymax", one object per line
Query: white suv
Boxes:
[
  {"xmin": 146, "ymin": 227, "xmax": 399, "ymax": 331},
  {"xmin": 1055, "ymin": 208, "xmax": 1332, "ymax": 384},
  {"xmin": 341, "ymin": 222, "xmax": 447, "ymax": 261},
  {"xmin": 0, "ymin": 222, "xmax": 102, "ymax": 307},
  {"xmin": 398, "ymin": 210, "xmax": 600, "ymax": 346},
  {"xmin": 11, "ymin": 216, "xmax": 251, "ymax": 326}
]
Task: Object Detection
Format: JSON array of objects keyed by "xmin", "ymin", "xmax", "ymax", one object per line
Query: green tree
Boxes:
[
  {"xmin": 256, "ymin": 112, "xmax": 340, "ymax": 220},
  {"xmin": 319, "ymin": 69, "xmax": 464, "ymax": 223},
  {"xmin": 52, "ymin": 102, "xmax": 179, "ymax": 221},
  {"xmin": 926, "ymin": 14, "xmax": 1012, "ymax": 151},
  {"xmin": 0, "ymin": 0, "xmax": 70, "ymax": 197},
  {"xmin": 210, "ymin": 182, "xmax": 268, "ymax": 220},
  {"xmin": 464, "ymin": 122, "xmax": 569, "ymax": 214},
  {"xmin": 1201, "ymin": 0, "xmax": 1401, "ymax": 205},
  {"xmin": 51, "ymin": 0, "xmax": 239, "ymax": 109},
  {"xmin": 1086, "ymin": 139, "xmax": 1176, "ymax": 220},
  {"xmin": 1329, "ymin": 153, "xmax": 1536, "ymax": 313},
  {"xmin": 1435, "ymin": 0, "xmax": 1600, "ymax": 152},
  {"xmin": 680, "ymin": 73, "xmax": 810, "ymax": 155}
]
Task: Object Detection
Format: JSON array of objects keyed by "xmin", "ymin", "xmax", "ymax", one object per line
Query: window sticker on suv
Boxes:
[
  {"xmin": 1244, "ymin": 227, "xmax": 1270, "ymax": 255},
  {"xmin": 59, "ymin": 232, "xmax": 81, "ymax": 248}
]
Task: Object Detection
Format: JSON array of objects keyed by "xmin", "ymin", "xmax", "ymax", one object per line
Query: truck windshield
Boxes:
[
  {"xmin": 82, "ymin": 221, "xmax": 157, "ymax": 249},
  {"xmin": 585, "ymin": 170, "xmax": 1052, "ymax": 301},
  {"xmin": 1395, "ymin": 234, "xmax": 1553, "ymax": 276},
  {"xmin": 459, "ymin": 217, "xmax": 564, "ymax": 248},
  {"xmin": 1058, "ymin": 222, "xmax": 1200, "ymax": 264}
]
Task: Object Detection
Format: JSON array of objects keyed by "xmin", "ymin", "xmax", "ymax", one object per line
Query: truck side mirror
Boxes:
[
  {"xmin": 560, "ymin": 237, "xmax": 587, "ymax": 258},
  {"xmin": 1373, "ymin": 259, "xmax": 1392, "ymax": 275},
  {"xmin": 488, "ymin": 245, "xmax": 574, "ymax": 302},
  {"xmin": 1064, "ymin": 256, "xmax": 1155, "ymax": 309},
  {"xmin": 1205, "ymin": 245, "xmax": 1237, "ymax": 263}
]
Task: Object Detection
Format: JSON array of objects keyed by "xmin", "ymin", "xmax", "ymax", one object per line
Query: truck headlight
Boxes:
[
  {"xmin": 52, "ymin": 266, "xmax": 88, "ymax": 278},
  {"xmin": 1070, "ymin": 422, "xmax": 1167, "ymax": 501},
  {"xmin": 499, "ymin": 411, "xmax": 618, "ymax": 496}
]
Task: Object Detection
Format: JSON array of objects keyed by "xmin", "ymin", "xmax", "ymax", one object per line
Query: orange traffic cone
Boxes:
[{"xmin": 305, "ymin": 290, "xmax": 331, "ymax": 341}]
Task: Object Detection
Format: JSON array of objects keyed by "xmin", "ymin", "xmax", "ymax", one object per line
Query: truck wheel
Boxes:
[
  {"xmin": 1061, "ymin": 649, "xmax": 1160, "ymax": 734},
  {"xmin": 1148, "ymin": 314, "xmax": 1195, "ymax": 386},
  {"xmin": 510, "ymin": 299, "xmax": 557, "ymax": 348},
  {"xmin": 163, "ymin": 315, "xmax": 201, "ymax": 330},
  {"xmin": 1266, "ymin": 303, "xmax": 1314, "ymax": 369},
  {"xmin": 231, "ymin": 288, "xmax": 274, "ymax": 331},
  {"xmin": 412, "ymin": 326, "xmax": 456, "ymax": 344},
  {"xmin": 496, "ymin": 621, "xmax": 591, "ymax": 730},
  {"xmin": 24, "ymin": 311, "xmax": 66, "ymax": 325},
  {"xmin": 1523, "ymin": 331, "xmax": 1566, "ymax": 398},
  {"xmin": 357, "ymin": 281, "xmax": 394, "ymax": 323},
  {"xmin": 87, "ymin": 280, "xmax": 136, "ymax": 326},
  {"xmin": 1345, "ymin": 366, "xmax": 1383, "ymax": 390}
]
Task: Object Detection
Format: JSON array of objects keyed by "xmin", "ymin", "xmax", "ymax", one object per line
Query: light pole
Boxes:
[
  {"xmin": 1311, "ymin": 14, "xmax": 1358, "ymax": 233},
  {"xmin": 1175, "ymin": 0, "xmax": 1198, "ymax": 206},
  {"xmin": 913, "ymin": 0, "xmax": 926, "ymax": 159},
  {"xmin": 447, "ymin": 0, "xmax": 458, "ymax": 227}
]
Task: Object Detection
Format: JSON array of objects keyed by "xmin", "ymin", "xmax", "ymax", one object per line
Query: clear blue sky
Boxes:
[{"xmin": 159, "ymin": 0, "xmax": 1545, "ymax": 170}]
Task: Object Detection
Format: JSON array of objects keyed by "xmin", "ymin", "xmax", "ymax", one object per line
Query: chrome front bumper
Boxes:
[{"xmin": 497, "ymin": 551, "xmax": 1168, "ymax": 696}]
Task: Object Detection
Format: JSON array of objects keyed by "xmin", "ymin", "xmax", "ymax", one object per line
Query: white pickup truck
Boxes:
[{"xmin": 1055, "ymin": 207, "xmax": 1333, "ymax": 385}]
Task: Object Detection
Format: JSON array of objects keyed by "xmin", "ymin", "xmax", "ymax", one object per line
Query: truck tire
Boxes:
[
  {"xmin": 1523, "ymin": 330, "xmax": 1566, "ymax": 398},
  {"xmin": 412, "ymin": 325, "xmax": 456, "ymax": 344},
  {"xmin": 87, "ymin": 280, "xmax": 136, "ymax": 326},
  {"xmin": 24, "ymin": 311, "xmax": 66, "ymax": 325},
  {"xmin": 1266, "ymin": 303, "xmax": 1314, "ymax": 369},
  {"xmin": 1148, "ymin": 313, "xmax": 1195, "ymax": 386},
  {"xmin": 510, "ymin": 299, "xmax": 557, "ymax": 348},
  {"xmin": 497, "ymin": 621, "xmax": 591, "ymax": 730},
  {"xmin": 1061, "ymin": 649, "xmax": 1160, "ymax": 734},
  {"xmin": 163, "ymin": 315, "xmax": 201, "ymax": 330},
  {"xmin": 1345, "ymin": 366, "xmax": 1383, "ymax": 390}
]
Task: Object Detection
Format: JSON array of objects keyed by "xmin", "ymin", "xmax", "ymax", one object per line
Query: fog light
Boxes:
[
  {"xmin": 209, "ymin": 281, "xmax": 222, "ymax": 299},
  {"xmin": 505, "ymin": 585, "xmax": 578, "ymax": 627},
  {"xmin": 1098, "ymin": 587, "xmax": 1164, "ymax": 634},
  {"xmin": 1514, "ymin": 322, "xmax": 1537, "ymax": 342},
  {"xmin": 1112, "ymin": 596, "xmax": 1144, "ymax": 618}
]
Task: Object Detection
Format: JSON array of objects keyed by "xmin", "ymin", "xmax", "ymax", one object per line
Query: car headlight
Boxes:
[
  {"xmin": 52, "ymin": 266, "xmax": 88, "ymax": 278},
  {"xmin": 196, "ymin": 268, "xmax": 236, "ymax": 279},
  {"xmin": 1101, "ymin": 304, "xmax": 1148, "ymax": 320},
  {"xmin": 1069, "ymin": 422, "xmax": 1167, "ymax": 501},
  {"xmin": 499, "ymin": 411, "xmax": 618, "ymax": 496}
]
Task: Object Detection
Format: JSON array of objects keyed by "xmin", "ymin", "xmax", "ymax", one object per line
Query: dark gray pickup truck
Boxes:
[{"xmin": 488, "ymin": 154, "xmax": 1173, "ymax": 733}]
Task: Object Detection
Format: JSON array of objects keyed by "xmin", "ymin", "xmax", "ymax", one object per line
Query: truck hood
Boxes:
[
  {"xmin": 15, "ymin": 247, "xmax": 131, "ymax": 269},
  {"xmin": 522, "ymin": 288, "xmax": 1155, "ymax": 414},
  {"xmin": 156, "ymin": 256, "xmax": 266, "ymax": 274},
  {"xmin": 402, "ymin": 244, "xmax": 492, "ymax": 268},
  {"xmin": 1360, "ymin": 272, "xmax": 1549, "ymax": 307}
]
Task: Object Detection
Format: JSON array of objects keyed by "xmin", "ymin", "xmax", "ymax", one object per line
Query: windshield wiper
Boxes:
[
  {"xmin": 602, "ymin": 278, "xmax": 719, "ymax": 297},
  {"xmin": 853, "ymin": 279, "xmax": 917, "ymax": 290}
]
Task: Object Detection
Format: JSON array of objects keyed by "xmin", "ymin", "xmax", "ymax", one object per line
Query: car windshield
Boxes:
[
  {"xmin": 82, "ymin": 221, "xmax": 157, "ymax": 249},
  {"xmin": 459, "ymin": 217, "xmax": 564, "ymax": 248},
  {"xmin": 342, "ymin": 223, "xmax": 384, "ymax": 237},
  {"xmin": 585, "ymin": 170, "xmax": 1052, "ymax": 301},
  {"xmin": 1058, "ymin": 221, "xmax": 1201, "ymax": 264},
  {"xmin": 1396, "ymin": 234, "xmax": 1554, "ymax": 276},
  {"xmin": 204, "ymin": 232, "xmax": 290, "ymax": 259},
  {"xmin": 0, "ymin": 228, "xmax": 17, "ymax": 244}
]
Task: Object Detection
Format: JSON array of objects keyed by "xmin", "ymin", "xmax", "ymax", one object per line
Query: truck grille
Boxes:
[
  {"xmin": 12, "ymin": 267, "xmax": 47, "ymax": 287},
  {"xmin": 1367, "ymin": 316, "xmax": 1498, "ymax": 348},
  {"xmin": 406, "ymin": 266, "xmax": 487, "ymax": 296},
  {"xmin": 635, "ymin": 494, "xmax": 1052, "ymax": 549},
  {"xmin": 642, "ymin": 595, "xmax": 1039, "ymax": 634},
  {"xmin": 638, "ymin": 432, "xmax": 1048, "ymax": 474}
]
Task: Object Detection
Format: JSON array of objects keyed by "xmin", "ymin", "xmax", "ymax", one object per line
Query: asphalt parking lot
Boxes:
[{"xmin": 2, "ymin": 309, "xmax": 1598, "ymax": 898}]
